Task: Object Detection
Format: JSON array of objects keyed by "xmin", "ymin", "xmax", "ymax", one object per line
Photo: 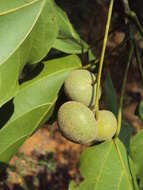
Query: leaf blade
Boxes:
[
  {"xmin": 0, "ymin": 0, "xmax": 45, "ymax": 66},
  {"xmin": 52, "ymin": 2, "xmax": 88, "ymax": 54},
  {"xmin": 0, "ymin": 55, "xmax": 81, "ymax": 165},
  {"xmin": 130, "ymin": 129, "xmax": 143, "ymax": 188},
  {"xmin": 70, "ymin": 139, "xmax": 137, "ymax": 190}
]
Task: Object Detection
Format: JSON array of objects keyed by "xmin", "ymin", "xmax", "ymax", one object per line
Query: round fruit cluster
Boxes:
[{"xmin": 57, "ymin": 69, "xmax": 117, "ymax": 145}]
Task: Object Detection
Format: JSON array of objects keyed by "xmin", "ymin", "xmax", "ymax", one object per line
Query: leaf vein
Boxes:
[{"xmin": 93, "ymin": 142, "xmax": 113, "ymax": 189}]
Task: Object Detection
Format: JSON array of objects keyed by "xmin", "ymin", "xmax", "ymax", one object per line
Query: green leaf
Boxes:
[
  {"xmin": 53, "ymin": 38, "xmax": 88, "ymax": 54},
  {"xmin": 0, "ymin": 0, "xmax": 45, "ymax": 66},
  {"xmin": 136, "ymin": 100, "xmax": 143, "ymax": 121},
  {"xmin": 103, "ymin": 72, "xmax": 118, "ymax": 117},
  {"xmin": 0, "ymin": 55, "xmax": 81, "ymax": 165},
  {"xmin": 119, "ymin": 121, "xmax": 133, "ymax": 150},
  {"xmin": 130, "ymin": 129, "xmax": 143, "ymax": 186},
  {"xmin": 0, "ymin": 0, "xmax": 34, "ymax": 13},
  {"xmin": 53, "ymin": 2, "xmax": 78, "ymax": 39},
  {"xmin": 88, "ymin": 49, "xmax": 96, "ymax": 62},
  {"xmin": 69, "ymin": 181, "xmax": 77, "ymax": 190},
  {"xmin": 0, "ymin": 0, "xmax": 59, "ymax": 107},
  {"xmin": 52, "ymin": 2, "xmax": 88, "ymax": 54},
  {"xmin": 128, "ymin": 158, "xmax": 140, "ymax": 190},
  {"xmin": 69, "ymin": 139, "xmax": 138, "ymax": 190},
  {"xmin": 0, "ymin": 51, "xmax": 20, "ymax": 106}
]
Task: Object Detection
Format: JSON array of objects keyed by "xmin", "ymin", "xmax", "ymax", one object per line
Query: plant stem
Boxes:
[
  {"xmin": 122, "ymin": 0, "xmax": 143, "ymax": 37},
  {"xmin": 134, "ymin": 42, "xmax": 143, "ymax": 85},
  {"xmin": 115, "ymin": 41, "xmax": 134, "ymax": 137},
  {"xmin": 95, "ymin": 0, "xmax": 114, "ymax": 119}
]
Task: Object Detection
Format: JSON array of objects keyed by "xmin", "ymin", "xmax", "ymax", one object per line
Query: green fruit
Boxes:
[
  {"xmin": 58, "ymin": 101, "xmax": 97, "ymax": 144},
  {"xmin": 64, "ymin": 69, "xmax": 101, "ymax": 107},
  {"xmin": 95, "ymin": 110, "xmax": 117, "ymax": 141}
]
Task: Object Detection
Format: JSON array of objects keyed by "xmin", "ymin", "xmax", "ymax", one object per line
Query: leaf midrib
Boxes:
[
  {"xmin": 17, "ymin": 65, "xmax": 81, "ymax": 94},
  {"xmin": 93, "ymin": 142, "xmax": 112, "ymax": 190},
  {"xmin": 0, "ymin": 102, "xmax": 52, "ymax": 132},
  {"xmin": 0, "ymin": 0, "xmax": 46, "ymax": 66},
  {"xmin": 0, "ymin": 0, "xmax": 41, "ymax": 16},
  {"xmin": 114, "ymin": 139, "xmax": 133, "ymax": 190},
  {"xmin": 117, "ymin": 171, "xmax": 124, "ymax": 190}
]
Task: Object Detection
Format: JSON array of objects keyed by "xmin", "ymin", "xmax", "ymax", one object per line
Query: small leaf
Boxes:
[
  {"xmin": 52, "ymin": 2, "xmax": 88, "ymax": 54},
  {"xmin": 103, "ymin": 72, "xmax": 118, "ymax": 117},
  {"xmin": 0, "ymin": 55, "xmax": 81, "ymax": 165},
  {"xmin": 53, "ymin": 2, "xmax": 78, "ymax": 39},
  {"xmin": 135, "ymin": 100, "xmax": 143, "ymax": 121},
  {"xmin": 88, "ymin": 49, "xmax": 96, "ymax": 62},
  {"xmin": 70, "ymin": 139, "xmax": 138, "ymax": 190}
]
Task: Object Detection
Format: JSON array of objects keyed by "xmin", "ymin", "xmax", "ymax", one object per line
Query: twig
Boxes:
[
  {"xmin": 116, "ymin": 40, "xmax": 134, "ymax": 137},
  {"xmin": 134, "ymin": 42, "xmax": 143, "ymax": 85},
  {"xmin": 122, "ymin": 0, "xmax": 143, "ymax": 37},
  {"xmin": 94, "ymin": 0, "xmax": 114, "ymax": 119}
]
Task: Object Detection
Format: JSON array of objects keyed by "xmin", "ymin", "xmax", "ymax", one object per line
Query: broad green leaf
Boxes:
[
  {"xmin": 69, "ymin": 139, "xmax": 138, "ymax": 190},
  {"xmin": 130, "ymin": 129, "xmax": 143, "ymax": 186},
  {"xmin": 103, "ymin": 73, "xmax": 118, "ymax": 117},
  {"xmin": 0, "ymin": 0, "xmax": 58, "ymax": 107},
  {"xmin": 52, "ymin": 2, "xmax": 88, "ymax": 54},
  {"xmin": 0, "ymin": 55, "xmax": 81, "ymax": 165},
  {"xmin": 0, "ymin": 0, "xmax": 34, "ymax": 13},
  {"xmin": 0, "ymin": 0, "xmax": 45, "ymax": 66},
  {"xmin": 128, "ymin": 157, "xmax": 140, "ymax": 190},
  {"xmin": 0, "ymin": 51, "xmax": 20, "ymax": 106}
]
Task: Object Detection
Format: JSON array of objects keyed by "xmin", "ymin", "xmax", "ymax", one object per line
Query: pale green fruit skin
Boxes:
[
  {"xmin": 64, "ymin": 69, "xmax": 101, "ymax": 107},
  {"xmin": 95, "ymin": 110, "xmax": 117, "ymax": 141},
  {"xmin": 58, "ymin": 101, "xmax": 97, "ymax": 144}
]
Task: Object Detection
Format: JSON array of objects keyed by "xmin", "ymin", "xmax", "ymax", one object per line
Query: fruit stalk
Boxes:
[{"xmin": 95, "ymin": 0, "xmax": 114, "ymax": 119}]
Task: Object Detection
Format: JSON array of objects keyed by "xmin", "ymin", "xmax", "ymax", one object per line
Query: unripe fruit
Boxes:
[
  {"xmin": 58, "ymin": 101, "xmax": 97, "ymax": 144},
  {"xmin": 64, "ymin": 69, "xmax": 101, "ymax": 107},
  {"xmin": 95, "ymin": 110, "xmax": 117, "ymax": 141}
]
